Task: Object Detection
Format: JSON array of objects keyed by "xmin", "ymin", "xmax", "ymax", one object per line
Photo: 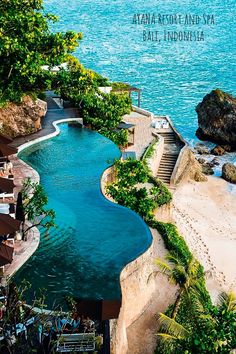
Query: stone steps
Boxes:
[{"xmin": 156, "ymin": 152, "xmax": 179, "ymax": 185}]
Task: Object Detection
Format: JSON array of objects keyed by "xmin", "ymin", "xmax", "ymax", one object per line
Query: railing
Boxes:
[
  {"xmin": 163, "ymin": 116, "xmax": 188, "ymax": 187},
  {"xmin": 132, "ymin": 105, "xmax": 154, "ymax": 118}
]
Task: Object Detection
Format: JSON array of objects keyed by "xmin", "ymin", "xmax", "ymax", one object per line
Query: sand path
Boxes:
[{"xmin": 172, "ymin": 176, "xmax": 236, "ymax": 300}]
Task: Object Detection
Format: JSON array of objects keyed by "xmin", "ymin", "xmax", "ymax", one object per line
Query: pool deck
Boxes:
[
  {"xmin": 3, "ymin": 224, "xmax": 40, "ymax": 279},
  {"xmin": 123, "ymin": 111, "xmax": 154, "ymax": 159},
  {"xmin": 11, "ymin": 104, "xmax": 80, "ymax": 148},
  {"xmin": 3, "ymin": 100, "xmax": 81, "ymax": 281}
]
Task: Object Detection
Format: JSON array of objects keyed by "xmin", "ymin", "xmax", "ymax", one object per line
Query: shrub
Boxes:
[
  {"xmin": 149, "ymin": 177, "xmax": 172, "ymax": 206},
  {"xmin": 150, "ymin": 221, "xmax": 192, "ymax": 265}
]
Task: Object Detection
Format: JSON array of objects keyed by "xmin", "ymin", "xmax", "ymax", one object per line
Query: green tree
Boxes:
[
  {"xmin": 155, "ymin": 292, "xmax": 236, "ymax": 354},
  {"xmin": 55, "ymin": 56, "xmax": 132, "ymax": 146},
  {"xmin": 21, "ymin": 178, "xmax": 56, "ymax": 239},
  {"xmin": 114, "ymin": 158, "xmax": 149, "ymax": 188},
  {"xmin": 0, "ymin": 0, "xmax": 82, "ymax": 105},
  {"xmin": 155, "ymin": 254, "xmax": 202, "ymax": 319}
]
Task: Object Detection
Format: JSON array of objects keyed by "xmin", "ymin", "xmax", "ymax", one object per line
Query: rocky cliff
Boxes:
[
  {"xmin": 196, "ymin": 89, "xmax": 236, "ymax": 148},
  {"xmin": 0, "ymin": 96, "xmax": 47, "ymax": 137}
]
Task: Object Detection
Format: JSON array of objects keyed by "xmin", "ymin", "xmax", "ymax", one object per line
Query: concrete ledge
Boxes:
[
  {"xmin": 18, "ymin": 118, "xmax": 83, "ymax": 153},
  {"xmin": 145, "ymin": 136, "xmax": 164, "ymax": 176},
  {"xmin": 132, "ymin": 105, "xmax": 154, "ymax": 119},
  {"xmin": 113, "ymin": 229, "xmax": 177, "ymax": 354}
]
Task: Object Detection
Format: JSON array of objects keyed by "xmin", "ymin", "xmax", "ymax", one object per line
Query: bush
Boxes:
[
  {"xmin": 150, "ymin": 221, "xmax": 192, "ymax": 265},
  {"xmin": 141, "ymin": 139, "xmax": 158, "ymax": 161},
  {"xmin": 149, "ymin": 177, "xmax": 172, "ymax": 206},
  {"xmin": 99, "ymin": 128, "xmax": 128, "ymax": 147}
]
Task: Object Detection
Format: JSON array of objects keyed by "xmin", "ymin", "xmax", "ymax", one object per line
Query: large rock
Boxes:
[
  {"xmin": 196, "ymin": 89, "xmax": 236, "ymax": 148},
  {"xmin": 194, "ymin": 143, "xmax": 210, "ymax": 155},
  {"xmin": 222, "ymin": 163, "xmax": 236, "ymax": 184},
  {"xmin": 0, "ymin": 96, "xmax": 47, "ymax": 137},
  {"xmin": 174, "ymin": 147, "xmax": 207, "ymax": 183},
  {"xmin": 211, "ymin": 145, "xmax": 225, "ymax": 156}
]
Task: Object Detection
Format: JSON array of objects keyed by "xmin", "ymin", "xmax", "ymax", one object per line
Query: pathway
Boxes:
[
  {"xmin": 152, "ymin": 117, "xmax": 184, "ymax": 185},
  {"xmin": 11, "ymin": 96, "xmax": 80, "ymax": 148},
  {"xmin": 156, "ymin": 131, "xmax": 181, "ymax": 185}
]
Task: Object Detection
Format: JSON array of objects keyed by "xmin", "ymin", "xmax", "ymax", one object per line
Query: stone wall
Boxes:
[
  {"xmin": 171, "ymin": 146, "xmax": 207, "ymax": 185},
  {"xmin": 145, "ymin": 136, "xmax": 164, "ymax": 176},
  {"xmin": 132, "ymin": 105, "xmax": 154, "ymax": 118},
  {"xmin": 112, "ymin": 229, "xmax": 177, "ymax": 354}
]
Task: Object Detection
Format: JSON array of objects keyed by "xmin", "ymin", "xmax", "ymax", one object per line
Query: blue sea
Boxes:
[{"xmin": 44, "ymin": 0, "xmax": 236, "ymax": 145}]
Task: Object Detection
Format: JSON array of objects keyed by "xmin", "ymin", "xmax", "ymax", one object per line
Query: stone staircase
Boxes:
[
  {"xmin": 159, "ymin": 132, "xmax": 176, "ymax": 144},
  {"xmin": 156, "ymin": 132, "xmax": 180, "ymax": 185},
  {"xmin": 157, "ymin": 153, "xmax": 179, "ymax": 184},
  {"xmin": 46, "ymin": 96, "xmax": 62, "ymax": 110}
]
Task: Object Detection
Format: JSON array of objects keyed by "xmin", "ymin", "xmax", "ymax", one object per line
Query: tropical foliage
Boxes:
[
  {"xmin": 55, "ymin": 57, "xmax": 132, "ymax": 147},
  {"xmin": 153, "ymin": 222, "xmax": 236, "ymax": 354},
  {"xmin": 0, "ymin": 1, "xmax": 131, "ymax": 146},
  {"xmin": 107, "ymin": 159, "xmax": 172, "ymax": 219},
  {"xmin": 21, "ymin": 178, "xmax": 56, "ymax": 239},
  {"xmin": 0, "ymin": 0, "xmax": 82, "ymax": 106},
  {"xmin": 141, "ymin": 139, "xmax": 158, "ymax": 160},
  {"xmin": 148, "ymin": 177, "xmax": 172, "ymax": 207}
]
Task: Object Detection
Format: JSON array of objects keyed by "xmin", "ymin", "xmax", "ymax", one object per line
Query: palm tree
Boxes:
[
  {"xmin": 155, "ymin": 290, "xmax": 236, "ymax": 353},
  {"xmin": 154, "ymin": 253, "xmax": 201, "ymax": 318},
  {"xmin": 218, "ymin": 291, "xmax": 236, "ymax": 313}
]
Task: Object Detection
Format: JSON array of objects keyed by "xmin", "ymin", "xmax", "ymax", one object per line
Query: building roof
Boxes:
[
  {"xmin": 117, "ymin": 122, "xmax": 135, "ymax": 130},
  {"xmin": 112, "ymin": 83, "xmax": 142, "ymax": 93}
]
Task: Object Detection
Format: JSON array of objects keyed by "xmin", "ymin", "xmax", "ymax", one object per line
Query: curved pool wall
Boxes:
[{"xmin": 14, "ymin": 122, "xmax": 152, "ymax": 307}]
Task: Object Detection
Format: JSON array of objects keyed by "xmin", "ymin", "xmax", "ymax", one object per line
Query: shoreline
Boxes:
[{"xmin": 172, "ymin": 175, "xmax": 236, "ymax": 301}]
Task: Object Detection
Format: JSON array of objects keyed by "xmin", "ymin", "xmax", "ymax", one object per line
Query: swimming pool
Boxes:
[{"xmin": 14, "ymin": 123, "xmax": 152, "ymax": 307}]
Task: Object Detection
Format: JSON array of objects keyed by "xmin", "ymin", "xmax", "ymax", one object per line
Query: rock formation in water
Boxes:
[
  {"xmin": 222, "ymin": 163, "xmax": 236, "ymax": 184},
  {"xmin": 194, "ymin": 143, "xmax": 210, "ymax": 155},
  {"xmin": 196, "ymin": 89, "xmax": 236, "ymax": 148},
  {"xmin": 0, "ymin": 96, "xmax": 46, "ymax": 137},
  {"xmin": 211, "ymin": 145, "xmax": 226, "ymax": 156}
]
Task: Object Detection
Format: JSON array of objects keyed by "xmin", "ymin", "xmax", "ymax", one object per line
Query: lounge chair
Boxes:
[
  {"xmin": 162, "ymin": 122, "xmax": 170, "ymax": 129},
  {"xmin": 56, "ymin": 332, "xmax": 95, "ymax": 352},
  {"xmin": 0, "ymin": 192, "xmax": 14, "ymax": 201}
]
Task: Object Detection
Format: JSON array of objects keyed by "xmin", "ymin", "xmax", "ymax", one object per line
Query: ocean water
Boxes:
[
  {"xmin": 44, "ymin": 0, "xmax": 236, "ymax": 145},
  {"xmin": 15, "ymin": 124, "xmax": 152, "ymax": 307}
]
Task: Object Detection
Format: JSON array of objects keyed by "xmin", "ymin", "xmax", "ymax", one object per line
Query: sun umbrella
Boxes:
[
  {"xmin": 0, "ymin": 143, "xmax": 17, "ymax": 157},
  {"xmin": 0, "ymin": 213, "xmax": 21, "ymax": 236},
  {"xmin": 0, "ymin": 243, "xmax": 14, "ymax": 266},
  {"xmin": 75, "ymin": 299, "xmax": 121, "ymax": 320},
  {"xmin": 0, "ymin": 134, "xmax": 13, "ymax": 144},
  {"xmin": 0, "ymin": 177, "xmax": 15, "ymax": 193},
  {"xmin": 16, "ymin": 192, "xmax": 25, "ymax": 222}
]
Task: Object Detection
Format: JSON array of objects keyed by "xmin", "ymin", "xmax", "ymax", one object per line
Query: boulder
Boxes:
[
  {"xmin": 211, "ymin": 145, "xmax": 225, "ymax": 156},
  {"xmin": 222, "ymin": 163, "xmax": 236, "ymax": 184},
  {"xmin": 198, "ymin": 158, "xmax": 206, "ymax": 164},
  {"xmin": 196, "ymin": 89, "xmax": 236, "ymax": 148},
  {"xmin": 202, "ymin": 163, "xmax": 214, "ymax": 175},
  {"xmin": 0, "ymin": 96, "xmax": 47, "ymax": 138},
  {"xmin": 211, "ymin": 157, "xmax": 220, "ymax": 166},
  {"xmin": 221, "ymin": 144, "xmax": 232, "ymax": 152},
  {"xmin": 194, "ymin": 143, "xmax": 210, "ymax": 155},
  {"xmin": 187, "ymin": 150, "xmax": 208, "ymax": 182},
  {"xmin": 194, "ymin": 170, "xmax": 208, "ymax": 182}
]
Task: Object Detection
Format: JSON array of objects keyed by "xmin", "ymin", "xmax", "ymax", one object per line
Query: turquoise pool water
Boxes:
[
  {"xmin": 15, "ymin": 123, "xmax": 152, "ymax": 306},
  {"xmin": 44, "ymin": 0, "xmax": 236, "ymax": 145}
]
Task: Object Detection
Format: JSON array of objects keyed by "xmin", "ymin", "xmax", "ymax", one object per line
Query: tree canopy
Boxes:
[{"xmin": 0, "ymin": 0, "xmax": 82, "ymax": 105}]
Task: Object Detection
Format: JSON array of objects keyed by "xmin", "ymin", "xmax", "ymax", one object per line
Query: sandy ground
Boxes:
[{"xmin": 172, "ymin": 176, "xmax": 236, "ymax": 301}]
